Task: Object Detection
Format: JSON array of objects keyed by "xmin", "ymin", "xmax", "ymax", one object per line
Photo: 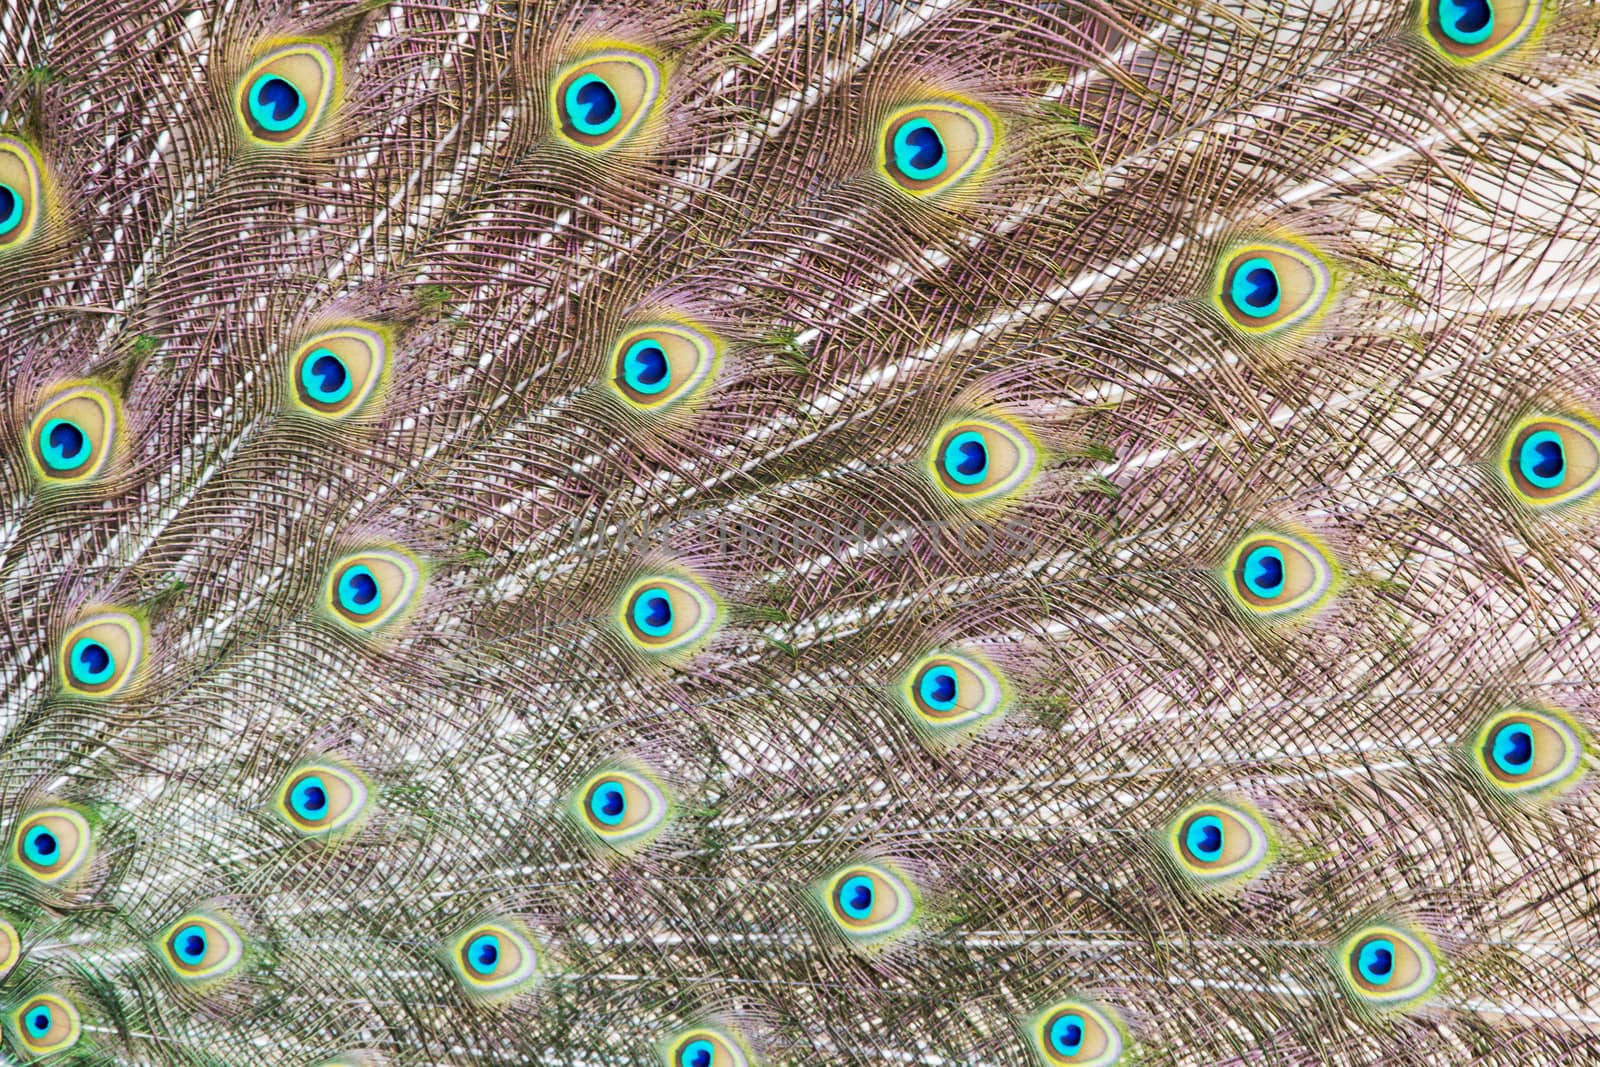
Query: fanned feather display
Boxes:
[{"xmin": 2, "ymin": 0, "xmax": 1600, "ymax": 1063}]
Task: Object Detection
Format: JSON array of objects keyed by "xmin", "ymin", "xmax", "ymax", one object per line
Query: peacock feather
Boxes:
[{"xmin": 2, "ymin": 0, "xmax": 1599, "ymax": 1063}]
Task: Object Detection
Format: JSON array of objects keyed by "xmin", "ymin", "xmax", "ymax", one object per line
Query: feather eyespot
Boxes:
[
  {"xmin": 899, "ymin": 650, "xmax": 1008, "ymax": 743},
  {"xmin": 929, "ymin": 416, "xmax": 1037, "ymax": 508},
  {"xmin": 9, "ymin": 993, "xmax": 80, "ymax": 1057},
  {"xmin": 574, "ymin": 768, "xmax": 670, "ymax": 854},
  {"xmin": 553, "ymin": 49, "xmax": 662, "ymax": 151},
  {"xmin": 618, "ymin": 574, "xmax": 720, "ymax": 655},
  {"xmin": 276, "ymin": 762, "xmax": 370, "ymax": 838},
  {"xmin": 158, "ymin": 912, "xmax": 245, "ymax": 987},
  {"xmin": 662, "ymin": 1027, "xmax": 750, "ymax": 1067},
  {"xmin": 1424, "ymin": 0, "xmax": 1540, "ymax": 62},
  {"xmin": 879, "ymin": 99, "xmax": 997, "ymax": 198},
  {"xmin": 1470, "ymin": 706, "xmax": 1585, "ymax": 799},
  {"xmin": 448, "ymin": 921, "xmax": 540, "ymax": 998},
  {"xmin": 0, "ymin": 918, "xmax": 19, "ymax": 980},
  {"xmin": 324, "ymin": 548, "xmax": 423, "ymax": 634},
  {"xmin": 1212, "ymin": 240, "xmax": 1334, "ymax": 336},
  {"xmin": 27, "ymin": 382, "xmax": 120, "ymax": 485},
  {"xmin": 0, "ymin": 137, "xmax": 44, "ymax": 251},
  {"xmin": 609, "ymin": 321, "xmax": 720, "ymax": 411},
  {"xmin": 9, "ymin": 807, "xmax": 92, "ymax": 888},
  {"xmin": 1221, "ymin": 529, "xmax": 1338, "ymax": 623},
  {"xmin": 818, "ymin": 861, "xmax": 919, "ymax": 950},
  {"xmin": 237, "ymin": 43, "xmax": 338, "ymax": 146},
  {"xmin": 1027, "ymin": 999, "xmax": 1125, "ymax": 1067},
  {"xmin": 1165, "ymin": 801, "xmax": 1272, "ymax": 889},
  {"xmin": 289, "ymin": 325, "xmax": 390, "ymax": 419},
  {"xmin": 1499, "ymin": 412, "xmax": 1600, "ymax": 511},
  {"xmin": 1335, "ymin": 924, "xmax": 1438, "ymax": 1011},
  {"xmin": 58, "ymin": 610, "xmax": 146, "ymax": 699}
]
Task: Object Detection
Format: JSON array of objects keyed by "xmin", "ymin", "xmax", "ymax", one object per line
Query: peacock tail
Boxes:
[{"xmin": 1, "ymin": 0, "xmax": 1599, "ymax": 1062}]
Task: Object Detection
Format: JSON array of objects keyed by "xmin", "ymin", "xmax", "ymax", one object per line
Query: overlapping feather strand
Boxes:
[{"xmin": 2, "ymin": 0, "xmax": 1599, "ymax": 1064}]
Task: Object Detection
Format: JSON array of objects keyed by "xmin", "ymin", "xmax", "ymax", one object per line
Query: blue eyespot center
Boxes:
[
  {"xmin": 1049, "ymin": 1013, "xmax": 1085, "ymax": 1055},
  {"xmin": 24, "ymin": 826, "xmax": 59, "ymax": 864},
  {"xmin": 338, "ymin": 566, "xmax": 381, "ymax": 615},
  {"xmin": 1230, "ymin": 257, "xmax": 1282, "ymax": 318},
  {"xmin": 893, "ymin": 119, "xmax": 946, "ymax": 180},
  {"xmin": 589, "ymin": 782, "xmax": 627, "ymax": 826},
  {"xmin": 943, "ymin": 431, "xmax": 990, "ymax": 486},
  {"xmin": 291, "ymin": 776, "xmax": 330, "ymax": 818},
  {"xmin": 40, "ymin": 418, "xmax": 90, "ymax": 471},
  {"xmin": 468, "ymin": 933, "xmax": 500, "ymax": 975},
  {"xmin": 175, "ymin": 925, "xmax": 208, "ymax": 964},
  {"xmin": 1491, "ymin": 723, "xmax": 1534, "ymax": 774},
  {"xmin": 71, "ymin": 637, "xmax": 115, "ymax": 685},
  {"xmin": 26, "ymin": 1007, "xmax": 50, "ymax": 1037},
  {"xmin": 1185, "ymin": 815, "xmax": 1225, "ymax": 862},
  {"xmin": 680, "ymin": 1040, "xmax": 715, "ymax": 1067},
  {"xmin": 1357, "ymin": 939, "xmax": 1395, "ymax": 984},
  {"xmin": 250, "ymin": 75, "xmax": 307, "ymax": 133},
  {"xmin": 1439, "ymin": 0, "xmax": 1494, "ymax": 44},
  {"xmin": 566, "ymin": 74, "xmax": 621, "ymax": 136},
  {"xmin": 633, "ymin": 591, "xmax": 674, "ymax": 637},
  {"xmin": 838, "ymin": 875, "xmax": 874, "ymax": 919},
  {"xmin": 918, "ymin": 665, "xmax": 959, "ymax": 712},
  {"xmin": 0, "ymin": 183, "xmax": 21, "ymax": 237},
  {"xmin": 302, "ymin": 349, "xmax": 352, "ymax": 404},
  {"xmin": 1243, "ymin": 268, "xmax": 1278, "ymax": 308},
  {"xmin": 1519, "ymin": 430, "xmax": 1566, "ymax": 489},
  {"xmin": 1243, "ymin": 545, "xmax": 1285, "ymax": 599},
  {"xmin": 623, "ymin": 339, "xmax": 670, "ymax": 394}
]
